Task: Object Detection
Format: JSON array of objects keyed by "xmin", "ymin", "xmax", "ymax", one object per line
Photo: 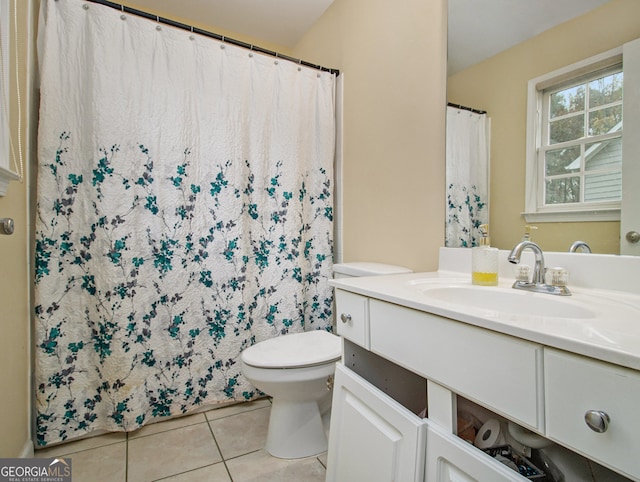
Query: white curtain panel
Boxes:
[
  {"xmin": 445, "ymin": 106, "xmax": 491, "ymax": 248},
  {"xmin": 35, "ymin": 0, "xmax": 336, "ymax": 446}
]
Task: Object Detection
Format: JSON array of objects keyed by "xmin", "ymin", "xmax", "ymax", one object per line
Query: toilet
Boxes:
[{"xmin": 240, "ymin": 262, "xmax": 413, "ymax": 459}]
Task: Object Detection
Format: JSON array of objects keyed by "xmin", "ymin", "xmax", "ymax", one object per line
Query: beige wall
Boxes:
[
  {"xmin": 121, "ymin": 1, "xmax": 293, "ymax": 56},
  {"xmin": 294, "ymin": 0, "xmax": 447, "ymax": 271},
  {"xmin": 448, "ymin": 0, "xmax": 640, "ymax": 254},
  {"xmin": 0, "ymin": 0, "xmax": 35, "ymax": 458}
]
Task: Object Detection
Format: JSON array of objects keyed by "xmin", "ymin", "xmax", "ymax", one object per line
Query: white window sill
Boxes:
[
  {"xmin": 523, "ymin": 209, "xmax": 620, "ymax": 223},
  {"xmin": 0, "ymin": 165, "xmax": 20, "ymax": 196}
]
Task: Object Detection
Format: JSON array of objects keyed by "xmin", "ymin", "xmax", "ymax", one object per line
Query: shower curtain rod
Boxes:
[
  {"xmin": 447, "ymin": 102, "xmax": 487, "ymax": 115},
  {"xmin": 83, "ymin": 0, "xmax": 340, "ymax": 76}
]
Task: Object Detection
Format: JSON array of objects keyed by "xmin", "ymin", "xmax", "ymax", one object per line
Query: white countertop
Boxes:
[{"xmin": 331, "ymin": 249, "xmax": 640, "ymax": 371}]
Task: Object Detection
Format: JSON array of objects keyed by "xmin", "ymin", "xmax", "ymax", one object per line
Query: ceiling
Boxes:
[
  {"xmin": 448, "ymin": 0, "xmax": 613, "ymax": 75},
  {"xmin": 125, "ymin": 0, "xmax": 612, "ymax": 74}
]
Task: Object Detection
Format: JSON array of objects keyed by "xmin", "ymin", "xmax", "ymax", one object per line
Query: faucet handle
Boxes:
[
  {"xmin": 545, "ymin": 267, "xmax": 568, "ymax": 287},
  {"xmin": 513, "ymin": 264, "xmax": 531, "ymax": 282}
]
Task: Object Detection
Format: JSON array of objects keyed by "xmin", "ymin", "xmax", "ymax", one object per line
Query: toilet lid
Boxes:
[{"xmin": 241, "ymin": 331, "xmax": 342, "ymax": 368}]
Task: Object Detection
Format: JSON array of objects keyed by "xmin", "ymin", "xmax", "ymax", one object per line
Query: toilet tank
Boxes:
[{"xmin": 333, "ymin": 262, "xmax": 413, "ymax": 279}]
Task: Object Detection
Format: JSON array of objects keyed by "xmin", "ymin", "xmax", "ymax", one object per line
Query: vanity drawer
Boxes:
[
  {"xmin": 545, "ymin": 348, "xmax": 640, "ymax": 480},
  {"xmin": 369, "ymin": 300, "xmax": 543, "ymax": 430},
  {"xmin": 335, "ymin": 290, "xmax": 370, "ymax": 349}
]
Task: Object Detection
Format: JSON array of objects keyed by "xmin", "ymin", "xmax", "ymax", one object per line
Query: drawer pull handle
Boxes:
[
  {"xmin": 584, "ymin": 410, "xmax": 610, "ymax": 433},
  {"xmin": 340, "ymin": 313, "xmax": 352, "ymax": 324}
]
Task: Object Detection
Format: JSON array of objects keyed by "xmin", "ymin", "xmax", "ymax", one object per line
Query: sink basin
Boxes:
[{"xmin": 415, "ymin": 284, "xmax": 595, "ymax": 319}]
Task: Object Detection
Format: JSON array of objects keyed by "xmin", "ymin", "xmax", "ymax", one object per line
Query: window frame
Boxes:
[{"xmin": 524, "ymin": 47, "xmax": 623, "ymax": 223}]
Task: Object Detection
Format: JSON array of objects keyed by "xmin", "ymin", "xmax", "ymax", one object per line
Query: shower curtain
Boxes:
[
  {"xmin": 445, "ymin": 106, "xmax": 491, "ymax": 248},
  {"xmin": 34, "ymin": 0, "xmax": 336, "ymax": 447}
]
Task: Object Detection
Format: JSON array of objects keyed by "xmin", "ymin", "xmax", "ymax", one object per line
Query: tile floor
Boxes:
[{"xmin": 35, "ymin": 399, "xmax": 327, "ymax": 481}]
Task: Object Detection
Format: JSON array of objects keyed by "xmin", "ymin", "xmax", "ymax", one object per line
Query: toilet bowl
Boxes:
[
  {"xmin": 240, "ymin": 262, "xmax": 413, "ymax": 459},
  {"xmin": 240, "ymin": 330, "xmax": 341, "ymax": 459}
]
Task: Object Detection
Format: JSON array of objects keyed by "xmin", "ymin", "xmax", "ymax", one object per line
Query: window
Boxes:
[
  {"xmin": 525, "ymin": 48, "xmax": 623, "ymax": 222},
  {"xmin": 543, "ymin": 67, "xmax": 623, "ymax": 205}
]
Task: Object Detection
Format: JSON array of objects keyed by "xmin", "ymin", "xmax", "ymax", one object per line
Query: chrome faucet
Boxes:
[
  {"xmin": 569, "ymin": 241, "xmax": 591, "ymax": 253},
  {"xmin": 507, "ymin": 241, "xmax": 571, "ymax": 296},
  {"xmin": 508, "ymin": 241, "xmax": 546, "ymax": 284}
]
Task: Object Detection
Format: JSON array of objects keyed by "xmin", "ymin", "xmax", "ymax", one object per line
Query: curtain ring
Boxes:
[
  {"xmin": 189, "ymin": 26, "xmax": 195, "ymax": 41},
  {"xmin": 156, "ymin": 16, "xmax": 161, "ymax": 31},
  {"xmin": 120, "ymin": 5, "xmax": 126, "ymax": 20},
  {"xmin": 248, "ymin": 45, "xmax": 253, "ymax": 58}
]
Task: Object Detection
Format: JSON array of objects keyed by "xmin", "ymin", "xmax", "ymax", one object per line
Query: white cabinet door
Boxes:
[
  {"xmin": 326, "ymin": 363, "xmax": 427, "ymax": 482},
  {"xmin": 426, "ymin": 421, "xmax": 526, "ymax": 482}
]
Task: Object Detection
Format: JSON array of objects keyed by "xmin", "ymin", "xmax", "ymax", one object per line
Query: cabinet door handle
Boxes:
[
  {"xmin": 340, "ymin": 313, "xmax": 352, "ymax": 324},
  {"xmin": 584, "ymin": 410, "xmax": 610, "ymax": 433}
]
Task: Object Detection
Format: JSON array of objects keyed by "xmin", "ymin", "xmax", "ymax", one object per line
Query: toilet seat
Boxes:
[{"xmin": 241, "ymin": 331, "xmax": 341, "ymax": 369}]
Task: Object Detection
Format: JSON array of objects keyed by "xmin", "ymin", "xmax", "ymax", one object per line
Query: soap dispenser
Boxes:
[{"xmin": 472, "ymin": 224, "xmax": 499, "ymax": 286}]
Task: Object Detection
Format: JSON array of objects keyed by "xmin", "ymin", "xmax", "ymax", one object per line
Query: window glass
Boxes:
[
  {"xmin": 545, "ymin": 146, "xmax": 580, "ymax": 176},
  {"xmin": 545, "ymin": 177, "xmax": 581, "ymax": 205},
  {"xmin": 550, "ymin": 85, "xmax": 584, "ymax": 117},
  {"xmin": 589, "ymin": 72, "xmax": 623, "ymax": 108},
  {"xmin": 584, "ymin": 172, "xmax": 622, "ymax": 202},
  {"xmin": 549, "ymin": 115, "xmax": 584, "ymax": 144},
  {"xmin": 589, "ymin": 105, "xmax": 622, "ymax": 135},
  {"xmin": 540, "ymin": 65, "xmax": 623, "ymax": 210},
  {"xmin": 584, "ymin": 138, "xmax": 622, "ymax": 171}
]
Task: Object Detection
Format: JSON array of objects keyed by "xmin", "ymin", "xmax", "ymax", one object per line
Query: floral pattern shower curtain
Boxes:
[
  {"xmin": 445, "ymin": 106, "xmax": 491, "ymax": 248},
  {"xmin": 34, "ymin": 0, "xmax": 336, "ymax": 446}
]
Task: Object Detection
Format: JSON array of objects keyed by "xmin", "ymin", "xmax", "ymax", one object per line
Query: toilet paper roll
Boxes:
[{"xmin": 474, "ymin": 418, "xmax": 506, "ymax": 449}]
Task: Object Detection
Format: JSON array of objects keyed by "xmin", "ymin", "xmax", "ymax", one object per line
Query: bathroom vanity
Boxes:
[{"xmin": 326, "ymin": 248, "xmax": 640, "ymax": 481}]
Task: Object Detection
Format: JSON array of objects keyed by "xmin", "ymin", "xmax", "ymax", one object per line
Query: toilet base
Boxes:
[{"xmin": 265, "ymin": 396, "xmax": 330, "ymax": 459}]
